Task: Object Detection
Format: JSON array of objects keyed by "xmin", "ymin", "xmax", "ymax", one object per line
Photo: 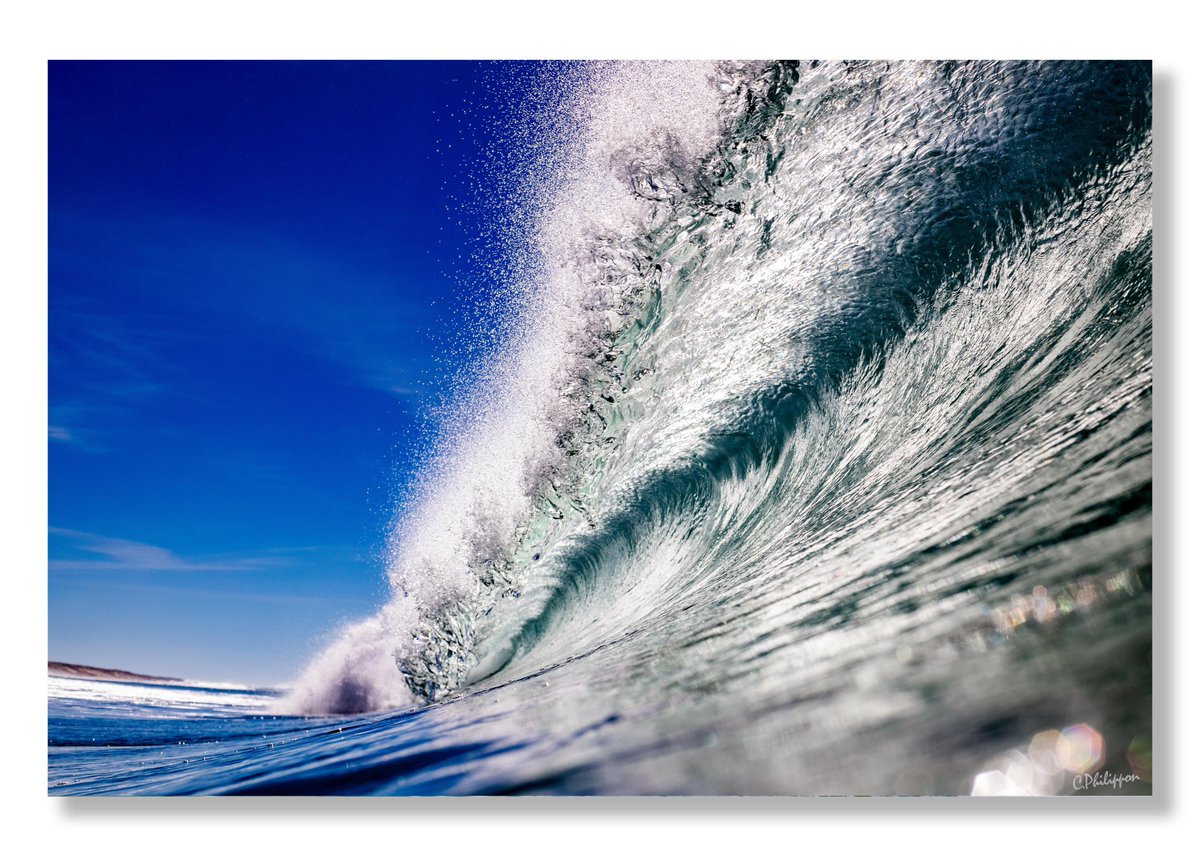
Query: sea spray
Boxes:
[
  {"xmin": 284, "ymin": 61, "xmax": 775, "ymax": 712},
  {"xmin": 281, "ymin": 59, "xmax": 1152, "ymax": 768}
]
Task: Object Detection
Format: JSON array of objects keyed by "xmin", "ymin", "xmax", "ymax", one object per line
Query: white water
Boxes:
[
  {"xmin": 284, "ymin": 62, "xmax": 757, "ymax": 714},
  {"xmin": 283, "ymin": 62, "xmax": 1152, "ymax": 735},
  {"xmin": 49, "ymin": 676, "xmax": 272, "ymax": 718}
]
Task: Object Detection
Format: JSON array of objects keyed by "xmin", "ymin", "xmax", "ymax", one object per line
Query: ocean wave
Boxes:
[{"xmin": 282, "ymin": 60, "xmax": 1151, "ymax": 720}]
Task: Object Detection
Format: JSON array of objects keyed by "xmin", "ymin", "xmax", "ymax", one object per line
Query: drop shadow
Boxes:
[{"xmin": 1149, "ymin": 66, "xmax": 1174, "ymax": 812}]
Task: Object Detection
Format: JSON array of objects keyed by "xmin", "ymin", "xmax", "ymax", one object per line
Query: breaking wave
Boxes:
[{"xmin": 283, "ymin": 59, "xmax": 1152, "ymax": 732}]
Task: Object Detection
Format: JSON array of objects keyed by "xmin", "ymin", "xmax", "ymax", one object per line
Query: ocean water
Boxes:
[{"xmin": 49, "ymin": 60, "xmax": 1153, "ymax": 796}]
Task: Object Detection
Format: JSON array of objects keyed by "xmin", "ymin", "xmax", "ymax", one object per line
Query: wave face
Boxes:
[{"xmin": 275, "ymin": 60, "xmax": 1152, "ymax": 794}]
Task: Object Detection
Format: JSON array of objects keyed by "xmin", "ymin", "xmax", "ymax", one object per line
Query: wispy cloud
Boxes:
[
  {"xmin": 48, "ymin": 425, "xmax": 77, "ymax": 443},
  {"xmin": 48, "ymin": 527, "xmax": 286, "ymax": 574},
  {"xmin": 48, "ymin": 297, "xmax": 196, "ymax": 452},
  {"xmin": 52, "ymin": 205, "xmax": 438, "ymax": 400},
  {"xmin": 48, "ymin": 409, "xmax": 104, "ymax": 451},
  {"xmin": 61, "ymin": 577, "xmax": 366, "ymax": 607}
]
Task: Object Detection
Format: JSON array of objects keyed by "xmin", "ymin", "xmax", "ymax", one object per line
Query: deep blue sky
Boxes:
[{"xmin": 48, "ymin": 61, "xmax": 550, "ymax": 686}]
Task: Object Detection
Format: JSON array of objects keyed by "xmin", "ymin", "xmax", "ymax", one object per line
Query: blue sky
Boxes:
[{"xmin": 48, "ymin": 61, "xmax": 550, "ymax": 686}]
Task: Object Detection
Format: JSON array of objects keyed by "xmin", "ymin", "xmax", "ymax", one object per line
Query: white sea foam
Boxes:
[
  {"xmin": 282, "ymin": 62, "xmax": 750, "ymax": 714},
  {"xmin": 280, "ymin": 614, "xmax": 415, "ymax": 714},
  {"xmin": 49, "ymin": 675, "xmax": 273, "ymax": 717}
]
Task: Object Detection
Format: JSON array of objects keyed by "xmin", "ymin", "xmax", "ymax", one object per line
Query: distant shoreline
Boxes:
[{"xmin": 48, "ymin": 661, "xmax": 183, "ymax": 685}]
